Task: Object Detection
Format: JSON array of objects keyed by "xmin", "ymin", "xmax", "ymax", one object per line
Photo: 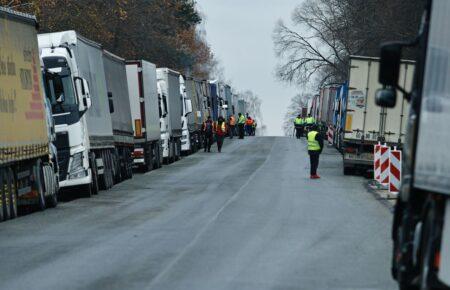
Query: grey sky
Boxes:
[{"xmin": 196, "ymin": 0, "xmax": 300, "ymax": 136}]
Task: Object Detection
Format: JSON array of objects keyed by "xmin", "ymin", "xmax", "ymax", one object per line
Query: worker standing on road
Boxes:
[
  {"xmin": 305, "ymin": 114, "xmax": 316, "ymax": 135},
  {"xmin": 252, "ymin": 121, "xmax": 257, "ymax": 136},
  {"xmin": 245, "ymin": 116, "xmax": 253, "ymax": 136},
  {"xmin": 307, "ymin": 124, "xmax": 323, "ymax": 179},
  {"xmin": 237, "ymin": 113, "xmax": 246, "ymax": 139},
  {"xmin": 294, "ymin": 115, "xmax": 304, "ymax": 139},
  {"xmin": 202, "ymin": 116, "xmax": 214, "ymax": 152},
  {"xmin": 215, "ymin": 116, "xmax": 227, "ymax": 153},
  {"xmin": 228, "ymin": 115, "xmax": 236, "ymax": 139}
]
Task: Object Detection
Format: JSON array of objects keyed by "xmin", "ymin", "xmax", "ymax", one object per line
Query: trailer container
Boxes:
[
  {"xmin": 342, "ymin": 56, "xmax": 414, "ymax": 174},
  {"xmin": 126, "ymin": 60, "xmax": 162, "ymax": 171},
  {"xmin": 103, "ymin": 50, "xmax": 134, "ymax": 181},
  {"xmin": 0, "ymin": 7, "xmax": 59, "ymax": 220}
]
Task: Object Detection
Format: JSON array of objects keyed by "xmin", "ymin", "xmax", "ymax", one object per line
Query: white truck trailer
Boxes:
[
  {"xmin": 126, "ymin": 60, "xmax": 162, "ymax": 171},
  {"xmin": 342, "ymin": 55, "xmax": 414, "ymax": 174},
  {"xmin": 103, "ymin": 50, "xmax": 134, "ymax": 181},
  {"xmin": 39, "ymin": 30, "xmax": 116, "ymax": 196},
  {"xmin": 377, "ymin": 1, "xmax": 450, "ymax": 288},
  {"xmin": 0, "ymin": 7, "xmax": 59, "ymax": 220},
  {"xmin": 157, "ymin": 68, "xmax": 182, "ymax": 163}
]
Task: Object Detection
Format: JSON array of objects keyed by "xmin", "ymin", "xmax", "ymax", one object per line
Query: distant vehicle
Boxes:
[
  {"xmin": 0, "ymin": 7, "xmax": 59, "ymax": 220},
  {"xmin": 184, "ymin": 77, "xmax": 203, "ymax": 153},
  {"xmin": 376, "ymin": 1, "xmax": 450, "ymax": 289},
  {"xmin": 157, "ymin": 68, "xmax": 182, "ymax": 163},
  {"xmin": 103, "ymin": 50, "xmax": 134, "ymax": 181},
  {"xmin": 342, "ymin": 56, "xmax": 414, "ymax": 175},
  {"xmin": 39, "ymin": 30, "xmax": 116, "ymax": 196},
  {"xmin": 126, "ymin": 60, "xmax": 162, "ymax": 171},
  {"xmin": 179, "ymin": 75, "xmax": 194, "ymax": 154}
]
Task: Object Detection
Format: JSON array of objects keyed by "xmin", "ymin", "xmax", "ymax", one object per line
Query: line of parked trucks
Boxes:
[
  {"xmin": 304, "ymin": 55, "xmax": 415, "ymax": 175},
  {"xmin": 0, "ymin": 7, "xmax": 246, "ymax": 221}
]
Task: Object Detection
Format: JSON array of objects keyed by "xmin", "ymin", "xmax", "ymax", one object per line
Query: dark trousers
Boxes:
[
  {"xmin": 204, "ymin": 133, "xmax": 213, "ymax": 152},
  {"xmin": 229, "ymin": 125, "xmax": 235, "ymax": 138},
  {"xmin": 295, "ymin": 126, "xmax": 303, "ymax": 139},
  {"xmin": 309, "ymin": 151, "xmax": 320, "ymax": 175},
  {"xmin": 238, "ymin": 124, "xmax": 245, "ymax": 139},
  {"xmin": 217, "ymin": 135, "xmax": 224, "ymax": 152}
]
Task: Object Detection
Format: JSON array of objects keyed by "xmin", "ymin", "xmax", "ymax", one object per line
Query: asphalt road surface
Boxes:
[{"xmin": 0, "ymin": 137, "xmax": 396, "ymax": 290}]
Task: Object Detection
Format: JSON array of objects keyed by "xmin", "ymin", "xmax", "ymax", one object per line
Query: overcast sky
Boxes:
[{"xmin": 196, "ymin": 0, "xmax": 300, "ymax": 136}]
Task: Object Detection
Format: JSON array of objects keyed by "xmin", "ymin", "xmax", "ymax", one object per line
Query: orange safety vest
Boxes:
[
  {"xmin": 229, "ymin": 116, "xmax": 236, "ymax": 126},
  {"xmin": 245, "ymin": 118, "xmax": 253, "ymax": 126}
]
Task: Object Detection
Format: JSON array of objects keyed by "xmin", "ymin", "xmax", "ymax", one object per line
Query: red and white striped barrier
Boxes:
[
  {"xmin": 373, "ymin": 143, "xmax": 381, "ymax": 181},
  {"xmin": 380, "ymin": 144, "xmax": 390, "ymax": 185},
  {"xmin": 327, "ymin": 126, "xmax": 334, "ymax": 145},
  {"xmin": 389, "ymin": 148, "xmax": 402, "ymax": 194}
]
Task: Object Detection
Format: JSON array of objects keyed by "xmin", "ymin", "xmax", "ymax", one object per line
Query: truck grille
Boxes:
[{"xmin": 55, "ymin": 132, "xmax": 70, "ymax": 181}]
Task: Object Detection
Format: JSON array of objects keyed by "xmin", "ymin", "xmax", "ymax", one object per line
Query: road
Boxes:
[{"xmin": 0, "ymin": 137, "xmax": 396, "ymax": 290}]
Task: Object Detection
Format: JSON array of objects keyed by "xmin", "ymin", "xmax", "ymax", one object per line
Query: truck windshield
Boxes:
[{"xmin": 44, "ymin": 72, "xmax": 77, "ymax": 106}]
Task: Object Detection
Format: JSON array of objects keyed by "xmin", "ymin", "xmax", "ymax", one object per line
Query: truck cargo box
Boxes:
[
  {"xmin": 185, "ymin": 77, "xmax": 200, "ymax": 132},
  {"xmin": 209, "ymin": 81, "xmax": 219, "ymax": 121},
  {"xmin": 103, "ymin": 50, "xmax": 133, "ymax": 145},
  {"xmin": 237, "ymin": 99, "xmax": 246, "ymax": 115},
  {"xmin": 345, "ymin": 56, "xmax": 414, "ymax": 145},
  {"xmin": 126, "ymin": 60, "xmax": 160, "ymax": 142},
  {"xmin": 0, "ymin": 8, "xmax": 49, "ymax": 165},
  {"xmin": 38, "ymin": 31, "xmax": 114, "ymax": 149},
  {"xmin": 156, "ymin": 68, "xmax": 182, "ymax": 137}
]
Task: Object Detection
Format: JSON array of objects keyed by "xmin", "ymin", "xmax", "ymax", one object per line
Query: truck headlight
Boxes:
[{"xmin": 69, "ymin": 152, "xmax": 87, "ymax": 179}]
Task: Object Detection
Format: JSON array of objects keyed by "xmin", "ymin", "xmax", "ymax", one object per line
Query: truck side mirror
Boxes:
[
  {"xmin": 82, "ymin": 79, "xmax": 91, "ymax": 109},
  {"xmin": 379, "ymin": 42, "xmax": 402, "ymax": 87},
  {"xmin": 185, "ymin": 99, "xmax": 192, "ymax": 116},
  {"xmin": 74, "ymin": 77, "xmax": 86, "ymax": 112},
  {"xmin": 375, "ymin": 88, "xmax": 396, "ymax": 108},
  {"xmin": 108, "ymin": 92, "xmax": 114, "ymax": 113}
]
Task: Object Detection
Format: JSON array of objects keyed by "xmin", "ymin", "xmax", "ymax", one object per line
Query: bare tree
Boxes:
[{"xmin": 273, "ymin": 0, "xmax": 425, "ymax": 87}]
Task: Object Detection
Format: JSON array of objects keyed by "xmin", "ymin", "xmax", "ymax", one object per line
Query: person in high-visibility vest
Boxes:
[
  {"xmin": 237, "ymin": 113, "xmax": 246, "ymax": 139},
  {"xmin": 294, "ymin": 114, "xmax": 304, "ymax": 139},
  {"xmin": 305, "ymin": 114, "xmax": 316, "ymax": 125},
  {"xmin": 215, "ymin": 116, "xmax": 227, "ymax": 153},
  {"xmin": 228, "ymin": 115, "xmax": 236, "ymax": 139},
  {"xmin": 307, "ymin": 124, "xmax": 323, "ymax": 179}
]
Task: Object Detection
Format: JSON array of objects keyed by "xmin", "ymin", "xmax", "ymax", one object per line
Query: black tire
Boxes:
[
  {"xmin": 90, "ymin": 153, "xmax": 99, "ymax": 195},
  {"xmin": 419, "ymin": 205, "xmax": 437, "ymax": 290},
  {"xmin": 0, "ymin": 169, "xmax": 5, "ymax": 222},
  {"xmin": 169, "ymin": 141, "xmax": 175, "ymax": 164},
  {"xmin": 146, "ymin": 145, "xmax": 153, "ymax": 172},
  {"xmin": 34, "ymin": 160, "xmax": 46, "ymax": 211},
  {"xmin": 99, "ymin": 151, "xmax": 113, "ymax": 190},
  {"xmin": 44, "ymin": 165, "xmax": 58, "ymax": 208},
  {"xmin": 81, "ymin": 182, "xmax": 92, "ymax": 198},
  {"xmin": 343, "ymin": 166, "xmax": 353, "ymax": 176}
]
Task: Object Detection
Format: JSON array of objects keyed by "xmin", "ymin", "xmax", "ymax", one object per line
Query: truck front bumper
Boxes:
[{"xmin": 59, "ymin": 170, "xmax": 92, "ymax": 188}]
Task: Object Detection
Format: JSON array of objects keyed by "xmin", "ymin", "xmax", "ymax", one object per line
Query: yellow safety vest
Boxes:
[
  {"xmin": 294, "ymin": 118, "xmax": 303, "ymax": 125},
  {"xmin": 307, "ymin": 131, "xmax": 321, "ymax": 151},
  {"xmin": 306, "ymin": 117, "xmax": 315, "ymax": 124},
  {"xmin": 238, "ymin": 115, "xmax": 246, "ymax": 124}
]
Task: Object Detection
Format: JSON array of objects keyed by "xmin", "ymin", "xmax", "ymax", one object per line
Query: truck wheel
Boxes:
[
  {"xmin": 44, "ymin": 165, "xmax": 58, "ymax": 208},
  {"xmin": 157, "ymin": 145, "xmax": 162, "ymax": 168},
  {"xmin": 6, "ymin": 168, "xmax": 17, "ymax": 219},
  {"xmin": 146, "ymin": 145, "xmax": 154, "ymax": 172},
  {"xmin": 99, "ymin": 151, "xmax": 113, "ymax": 190},
  {"xmin": 81, "ymin": 183, "xmax": 92, "ymax": 198},
  {"xmin": 175, "ymin": 139, "xmax": 181, "ymax": 161},
  {"xmin": 419, "ymin": 205, "xmax": 439, "ymax": 290},
  {"xmin": 0, "ymin": 169, "xmax": 5, "ymax": 221},
  {"xmin": 343, "ymin": 166, "xmax": 353, "ymax": 176},
  {"xmin": 90, "ymin": 153, "xmax": 99, "ymax": 195},
  {"xmin": 33, "ymin": 160, "xmax": 46, "ymax": 211}
]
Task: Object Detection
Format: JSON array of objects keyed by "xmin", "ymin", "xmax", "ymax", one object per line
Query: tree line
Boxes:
[
  {"xmin": 3, "ymin": 0, "xmax": 215, "ymax": 79},
  {"xmin": 273, "ymin": 0, "xmax": 425, "ymax": 87}
]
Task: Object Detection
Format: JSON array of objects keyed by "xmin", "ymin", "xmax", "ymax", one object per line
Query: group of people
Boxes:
[
  {"xmin": 294, "ymin": 114, "xmax": 323, "ymax": 179},
  {"xmin": 201, "ymin": 113, "xmax": 257, "ymax": 153}
]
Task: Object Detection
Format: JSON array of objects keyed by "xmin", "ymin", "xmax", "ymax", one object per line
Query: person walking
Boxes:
[
  {"xmin": 202, "ymin": 116, "xmax": 214, "ymax": 152},
  {"xmin": 245, "ymin": 116, "xmax": 253, "ymax": 136},
  {"xmin": 294, "ymin": 115, "xmax": 304, "ymax": 139},
  {"xmin": 304, "ymin": 114, "xmax": 316, "ymax": 135},
  {"xmin": 237, "ymin": 113, "xmax": 246, "ymax": 139},
  {"xmin": 307, "ymin": 124, "xmax": 323, "ymax": 179},
  {"xmin": 216, "ymin": 116, "xmax": 227, "ymax": 152},
  {"xmin": 228, "ymin": 115, "xmax": 236, "ymax": 139}
]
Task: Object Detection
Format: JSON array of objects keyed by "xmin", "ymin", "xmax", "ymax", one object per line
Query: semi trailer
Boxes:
[
  {"xmin": 377, "ymin": 0, "xmax": 450, "ymax": 288},
  {"xmin": 39, "ymin": 30, "xmax": 116, "ymax": 196},
  {"xmin": 157, "ymin": 68, "xmax": 182, "ymax": 163},
  {"xmin": 126, "ymin": 60, "xmax": 162, "ymax": 171},
  {"xmin": 0, "ymin": 7, "xmax": 59, "ymax": 221},
  {"xmin": 102, "ymin": 50, "xmax": 134, "ymax": 181},
  {"xmin": 342, "ymin": 55, "xmax": 414, "ymax": 175}
]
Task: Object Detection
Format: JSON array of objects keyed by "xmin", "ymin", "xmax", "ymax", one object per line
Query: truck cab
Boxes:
[
  {"xmin": 157, "ymin": 81, "xmax": 171, "ymax": 162},
  {"xmin": 40, "ymin": 47, "xmax": 93, "ymax": 191},
  {"xmin": 179, "ymin": 75, "xmax": 193, "ymax": 154}
]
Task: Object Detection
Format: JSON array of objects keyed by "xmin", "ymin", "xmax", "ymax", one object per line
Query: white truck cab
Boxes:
[{"xmin": 179, "ymin": 75, "xmax": 193, "ymax": 153}]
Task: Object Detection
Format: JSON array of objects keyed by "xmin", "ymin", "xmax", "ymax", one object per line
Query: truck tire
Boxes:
[
  {"xmin": 90, "ymin": 153, "xmax": 99, "ymax": 195},
  {"xmin": 6, "ymin": 168, "xmax": 17, "ymax": 219},
  {"xmin": 44, "ymin": 164, "xmax": 58, "ymax": 208},
  {"xmin": 81, "ymin": 183, "xmax": 93, "ymax": 198},
  {"xmin": 175, "ymin": 139, "xmax": 181, "ymax": 161},
  {"xmin": 169, "ymin": 140, "xmax": 175, "ymax": 164},
  {"xmin": 33, "ymin": 160, "xmax": 46, "ymax": 211},
  {"xmin": 343, "ymin": 166, "xmax": 354, "ymax": 176},
  {"xmin": 99, "ymin": 151, "xmax": 113, "ymax": 190}
]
